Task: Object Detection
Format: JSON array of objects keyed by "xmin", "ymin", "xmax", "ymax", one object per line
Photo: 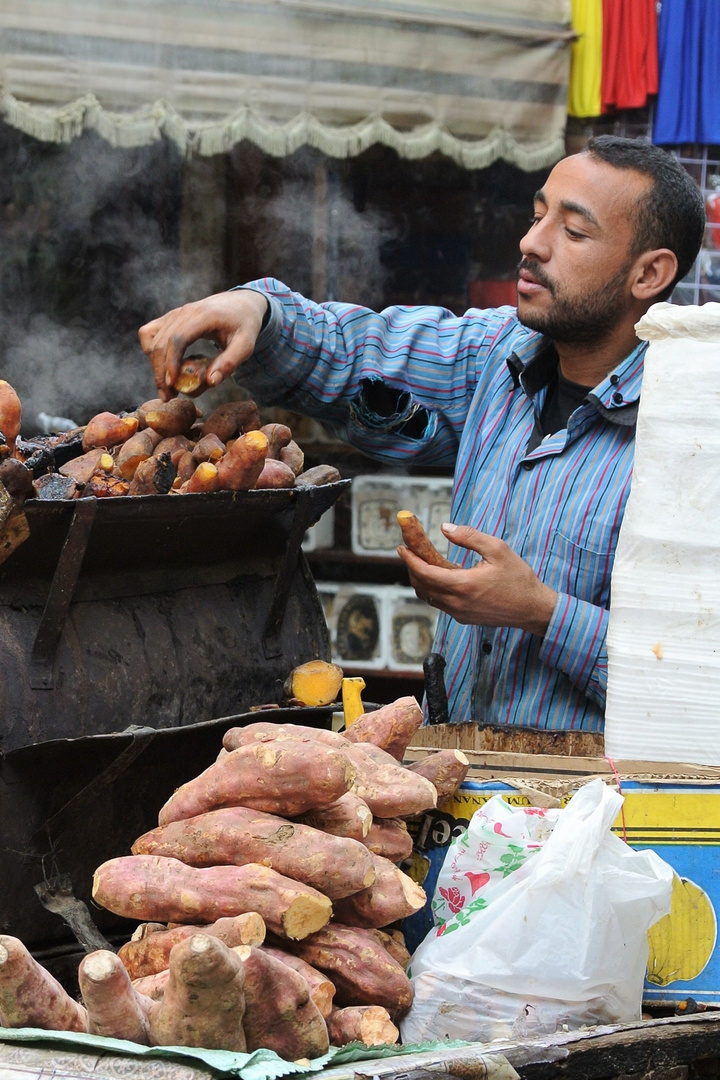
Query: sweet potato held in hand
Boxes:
[{"xmin": 396, "ymin": 509, "xmax": 454, "ymax": 568}]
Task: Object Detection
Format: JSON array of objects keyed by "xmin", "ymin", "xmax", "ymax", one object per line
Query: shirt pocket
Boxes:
[{"xmin": 542, "ymin": 523, "xmax": 617, "ymax": 607}]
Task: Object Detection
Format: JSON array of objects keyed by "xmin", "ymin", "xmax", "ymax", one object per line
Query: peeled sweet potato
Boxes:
[
  {"xmin": 396, "ymin": 509, "xmax": 454, "ymax": 569},
  {"xmin": 116, "ymin": 428, "xmax": 162, "ymax": 479},
  {"xmin": 407, "ymin": 749, "xmax": 470, "ymax": 801},
  {"xmin": 0, "ymin": 380, "xmax": 22, "ymax": 453},
  {"xmin": 328, "ymin": 1006, "xmax": 398, "ymax": 1047},
  {"xmin": 332, "ymin": 854, "xmax": 426, "ymax": 929},
  {"xmin": 261, "ymin": 947, "xmax": 335, "ymax": 1019},
  {"xmin": 201, "ymin": 401, "xmax": 260, "ymax": 442},
  {"xmin": 93, "ymin": 856, "xmax": 332, "ymax": 940},
  {"xmin": 157, "ymin": 740, "xmax": 356, "ymax": 824},
  {"xmin": 236, "ymin": 945, "xmax": 329, "ymax": 1059},
  {"xmin": 283, "ymin": 659, "xmax": 344, "ymax": 707},
  {"xmin": 286, "ymin": 925, "xmax": 413, "ymax": 1017},
  {"xmin": 295, "ymin": 464, "xmax": 341, "ymax": 487},
  {"xmin": 216, "ymin": 430, "xmax": 268, "ymax": 491},
  {"xmin": 79, "ymin": 950, "xmax": 151, "ymax": 1043},
  {"xmin": 144, "ymin": 398, "xmax": 198, "ymax": 438},
  {"xmin": 0, "ymin": 935, "xmax": 88, "ymax": 1031},
  {"xmin": 345, "ymin": 743, "xmax": 437, "ymax": 818},
  {"xmin": 344, "ymin": 696, "xmax": 424, "ymax": 760},
  {"xmin": 133, "ymin": 805, "xmax": 376, "ymax": 900},
  {"xmin": 82, "ymin": 411, "xmax": 139, "ymax": 451},
  {"xmin": 297, "ymin": 791, "xmax": 373, "ymax": 841},
  {"xmin": 255, "ymin": 458, "xmax": 296, "ymax": 489},
  {"xmin": 119, "ymin": 913, "xmax": 266, "ymax": 980},
  {"xmin": 363, "ymin": 818, "xmax": 413, "ymax": 863},
  {"xmin": 147, "ymin": 934, "xmax": 246, "ymax": 1051},
  {"xmin": 173, "ymin": 355, "xmax": 210, "ymax": 396}
]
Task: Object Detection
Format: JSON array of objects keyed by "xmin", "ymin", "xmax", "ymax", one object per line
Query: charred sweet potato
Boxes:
[
  {"xmin": 0, "ymin": 458, "xmax": 34, "ymax": 501},
  {"xmin": 83, "ymin": 473, "xmax": 130, "ymax": 498},
  {"xmin": 128, "ymin": 452, "xmax": 177, "ymax": 495}
]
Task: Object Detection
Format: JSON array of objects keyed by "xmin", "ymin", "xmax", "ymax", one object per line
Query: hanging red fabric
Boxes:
[{"xmin": 601, "ymin": 0, "xmax": 659, "ymax": 113}]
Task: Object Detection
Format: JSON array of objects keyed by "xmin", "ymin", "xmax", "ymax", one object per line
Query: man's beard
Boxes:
[{"xmin": 516, "ymin": 258, "xmax": 633, "ymax": 346}]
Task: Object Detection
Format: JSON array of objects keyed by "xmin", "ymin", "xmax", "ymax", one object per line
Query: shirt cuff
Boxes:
[
  {"xmin": 539, "ymin": 592, "xmax": 608, "ymax": 693},
  {"xmin": 228, "ymin": 287, "xmax": 284, "ymax": 351}
]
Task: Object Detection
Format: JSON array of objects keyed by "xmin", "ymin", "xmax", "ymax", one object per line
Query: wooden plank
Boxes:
[{"xmin": 408, "ymin": 723, "xmax": 604, "ymax": 758}]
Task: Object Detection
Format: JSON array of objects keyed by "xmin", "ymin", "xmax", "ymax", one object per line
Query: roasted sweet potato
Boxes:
[
  {"xmin": 344, "ymin": 696, "xmax": 424, "ymax": 760},
  {"xmin": 279, "ymin": 440, "xmax": 304, "ymax": 475},
  {"xmin": 396, "ymin": 509, "xmax": 454, "ymax": 568},
  {"xmin": 260, "ymin": 423, "xmax": 293, "ymax": 458},
  {"xmin": 201, "ymin": 401, "xmax": 260, "ymax": 442},
  {"xmin": 119, "ymin": 913, "xmax": 266, "ymax": 980},
  {"xmin": 297, "ymin": 791, "xmax": 373, "ymax": 841},
  {"xmin": 345, "ymin": 743, "xmax": 437, "ymax": 818},
  {"xmin": 191, "ymin": 433, "xmax": 225, "ymax": 463},
  {"xmin": 155, "ymin": 435, "xmax": 195, "ymax": 463},
  {"xmin": 147, "ymin": 934, "xmax": 246, "ymax": 1051},
  {"xmin": 236, "ymin": 945, "xmax": 329, "ymax": 1059},
  {"xmin": 133, "ymin": 805, "xmax": 376, "ymax": 900},
  {"xmin": 115, "ymin": 429, "xmax": 162, "ymax": 479},
  {"xmin": 0, "ymin": 380, "xmax": 22, "ymax": 453},
  {"xmin": 83, "ymin": 473, "xmax": 130, "ymax": 498},
  {"xmin": 144, "ymin": 398, "xmax": 198, "ymax": 438},
  {"xmin": 363, "ymin": 818, "xmax": 413, "ymax": 863},
  {"xmin": 216, "ymin": 430, "xmax": 268, "ymax": 491},
  {"xmin": 328, "ymin": 1006, "xmax": 398, "ymax": 1047},
  {"xmin": 32, "ymin": 473, "xmax": 79, "ymax": 500},
  {"xmin": 285, "ymin": 925, "xmax": 413, "ymax": 1017},
  {"xmin": 93, "ymin": 856, "xmax": 332, "ymax": 939},
  {"xmin": 137, "ymin": 398, "xmax": 164, "ymax": 428},
  {"xmin": 332, "ymin": 854, "xmax": 426, "ymax": 929},
  {"xmin": 261, "ymin": 947, "xmax": 335, "ymax": 1019},
  {"xmin": 0, "ymin": 935, "xmax": 88, "ymax": 1031},
  {"xmin": 173, "ymin": 355, "xmax": 210, "ymax": 396},
  {"xmin": 175, "ymin": 449, "xmax": 197, "ymax": 483},
  {"xmin": 183, "ymin": 460, "xmax": 220, "ymax": 493},
  {"xmin": 255, "ymin": 458, "xmax": 296, "ymax": 489},
  {"xmin": 157, "ymin": 740, "xmax": 356, "ymax": 824},
  {"xmin": 59, "ymin": 448, "xmax": 114, "ymax": 485},
  {"xmin": 283, "ymin": 660, "xmax": 344, "ymax": 707},
  {"xmin": 407, "ymin": 749, "xmax": 469, "ymax": 801},
  {"xmin": 82, "ymin": 411, "xmax": 139, "ymax": 451},
  {"xmin": 295, "ymin": 465, "xmax": 341, "ymax": 487},
  {"xmin": 0, "ymin": 458, "xmax": 33, "ymax": 502},
  {"xmin": 79, "ymin": 950, "xmax": 151, "ymax": 1043},
  {"xmin": 128, "ymin": 452, "xmax": 177, "ymax": 495}
]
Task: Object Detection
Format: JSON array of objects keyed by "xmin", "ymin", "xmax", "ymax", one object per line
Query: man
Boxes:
[{"xmin": 140, "ymin": 137, "xmax": 705, "ymax": 732}]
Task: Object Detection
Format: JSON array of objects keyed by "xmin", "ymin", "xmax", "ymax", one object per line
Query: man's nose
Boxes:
[{"xmin": 520, "ymin": 220, "xmax": 550, "ymax": 261}]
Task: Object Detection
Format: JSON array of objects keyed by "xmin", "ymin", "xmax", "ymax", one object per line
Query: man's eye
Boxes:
[
  {"xmin": 529, "ymin": 215, "xmax": 542, "ymax": 225},
  {"xmin": 565, "ymin": 227, "xmax": 584, "ymax": 239}
]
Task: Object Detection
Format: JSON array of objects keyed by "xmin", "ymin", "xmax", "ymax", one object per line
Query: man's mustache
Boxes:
[{"xmin": 516, "ymin": 259, "xmax": 555, "ymax": 295}]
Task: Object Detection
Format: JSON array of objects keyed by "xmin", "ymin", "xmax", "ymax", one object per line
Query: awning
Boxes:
[{"xmin": 0, "ymin": 1, "xmax": 572, "ymax": 170}]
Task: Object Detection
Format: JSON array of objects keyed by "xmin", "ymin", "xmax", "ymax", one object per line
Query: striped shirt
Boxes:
[{"xmin": 240, "ymin": 278, "xmax": 645, "ymax": 732}]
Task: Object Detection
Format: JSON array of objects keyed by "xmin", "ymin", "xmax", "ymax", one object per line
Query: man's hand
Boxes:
[
  {"xmin": 397, "ymin": 522, "xmax": 557, "ymax": 637},
  {"xmin": 138, "ymin": 290, "xmax": 269, "ymax": 401}
]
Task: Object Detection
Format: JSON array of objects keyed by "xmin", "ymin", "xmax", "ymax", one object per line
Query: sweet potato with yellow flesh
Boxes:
[
  {"xmin": 366, "ymin": 929, "xmax": 411, "ymax": 971},
  {"xmin": 79, "ymin": 950, "xmax": 152, "ymax": 1043},
  {"xmin": 184, "ymin": 461, "xmax": 220, "ymax": 493},
  {"xmin": 119, "ymin": 912, "xmax": 266, "ymax": 980},
  {"xmin": 279, "ymin": 440, "xmax": 304, "ymax": 475},
  {"xmin": 396, "ymin": 509, "xmax": 454, "ymax": 569},
  {"xmin": 261, "ymin": 947, "xmax": 335, "ymax": 1019},
  {"xmin": 82, "ymin": 412, "xmax": 138, "ymax": 452},
  {"xmin": 192, "ymin": 433, "xmax": 225, "ymax": 463},
  {"xmin": 147, "ymin": 934, "xmax": 246, "ymax": 1051},
  {"xmin": 59, "ymin": 448, "xmax": 113, "ymax": 484},
  {"xmin": 283, "ymin": 660, "xmax": 344, "ymax": 708},
  {"xmin": 216, "ymin": 430, "xmax": 268, "ymax": 491},
  {"xmin": 83, "ymin": 473, "xmax": 130, "ymax": 498},
  {"xmin": 295, "ymin": 464, "xmax": 341, "ymax": 487},
  {"xmin": 285, "ymin": 925, "xmax": 413, "ymax": 1017},
  {"xmin": 260, "ymin": 423, "xmax": 293, "ymax": 459},
  {"xmin": 332, "ymin": 855, "xmax": 425, "ymax": 929},
  {"xmin": 133, "ymin": 805, "xmax": 376, "ymax": 900},
  {"xmin": 116, "ymin": 429, "xmax": 162, "ymax": 479},
  {"xmin": 158, "ymin": 740, "xmax": 356, "ymax": 824},
  {"xmin": 236, "ymin": 945, "xmax": 329, "ymax": 1059},
  {"xmin": 297, "ymin": 791, "xmax": 373, "ymax": 841},
  {"xmin": 137, "ymin": 398, "xmax": 164, "ymax": 428},
  {"xmin": 173, "ymin": 355, "xmax": 210, "ymax": 396},
  {"xmin": 93, "ymin": 856, "xmax": 332, "ymax": 939},
  {"xmin": 363, "ymin": 818, "xmax": 413, "ymax": 863},
  {"xmin": 128, "ymin": 452, "xmax": 177, "ymax": 495},
  {"xmin": 345, "ymin": 743, "xmax": 437, "ymax": 818},
  {"xmin": 407, "ymin": 749, "xmax": 469, "ymax": 801},
  {"xmin": 0, "ymin": 935, "xmax": 88, "ymax": 1031},
  {"xmin": 328, "ymin": 1006, "xmax": 398, "ymax": 1047},
  {"xmin": 255, "ymin": 459, "xmax": 296, "ymax": 489},
  {"xmin": 222, "ymin": 721, "xmax": 349, "ymax": 752},
  {"xmin": 201, "ymin": 401, "xmax": 260, "ymax": 442},
  {"xmin": 344, "ymin": 696, "xmax": 423, "ymax": 760},
  {"xmin": 0, "ymin": 380, "xmax": 21, "ymax": 453},
  {"xmin": 144, "ymin": 398, "xmax": 198, "ymax": 438}
]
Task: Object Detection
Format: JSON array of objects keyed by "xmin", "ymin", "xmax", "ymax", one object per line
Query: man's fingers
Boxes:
[
  {"xmin": 206, "ymin": 330, "xmax": 258, "ymax": 387},
  {"xmin": 441, "ymin": 522, "xmax": 505, "ymax": 560}
]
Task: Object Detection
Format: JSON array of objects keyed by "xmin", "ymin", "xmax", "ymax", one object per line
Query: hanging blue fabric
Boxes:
[{"xmin": 653, "ymin": 0, "xmax": 720, "ymax": 145}]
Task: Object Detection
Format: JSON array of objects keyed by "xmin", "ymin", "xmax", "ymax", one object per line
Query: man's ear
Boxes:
[{"xmin": 631, "ymin": 248, "xmax": 679, "ymax": 301}]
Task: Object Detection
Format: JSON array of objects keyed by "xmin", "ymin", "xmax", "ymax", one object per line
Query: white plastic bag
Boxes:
[{"xmin": 400, "ymin": 780, "xmax": 673, "ymax": 1044}]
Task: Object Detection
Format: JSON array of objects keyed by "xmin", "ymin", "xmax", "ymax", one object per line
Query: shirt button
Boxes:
[
  {"xmin": 482, "ymin": 641, "xmax": 492, "ymax": 654},
  {"xmin": 612, "ymin": 391, "xmax": 624, "ymax": 404},
  {"xmin": 522, "ymin": 460, "xmax": 535, "ymax": 470},
  {"xmin": 610, "ymin": 374, "xmax": 620, "ymax": 386}
]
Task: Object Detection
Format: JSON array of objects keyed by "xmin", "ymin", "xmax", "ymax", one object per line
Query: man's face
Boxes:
[{"xmin": 516, "ymin": 153, "xmax": 651, "ymax": 345}]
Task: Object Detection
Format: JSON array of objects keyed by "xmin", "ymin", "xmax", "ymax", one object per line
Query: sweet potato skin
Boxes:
[
  {"xmin": 222, "ymin": 721, "xmax": 348, "ymax": 752},
  {"xmin": 216, "ymin": 430, "xmax": 268, "ymax": 491},
  {"xmin": 116, "ymin": 429, "xmax": 162, "ymax": 479},
  {"xmin": 297, "ymin": 792, "xmax": 373, "ymax": 840},
  {"xmin": 255, "ymin": 458, "xmax": 296, "ymax": 489},
  {"xmin": 93, "ymin": 855, "xmax": 332, "ymax": 939},
  {"xmin": 407, "ymin": 749, "xmax": 470, "ymax": 801},
  {"xmin": 295, "ymin": 464, "xmax": 341, "ymax": 487},
  {"xmin": 59, "ymin": 448, "xmax": 112, "ymax": 484},
  {"xmin": 0, "ymin": 935, "xmax": 88, "ymax": 1031},
  {"xmin": 0, "ymin": 380, "xmax": 22, "ymax": 452},
  {"xmin": 201, "ymin": 401, "xmax": 260, "ymax": 442},
  {"xmin": 344, "ymin": 696, "xmax": 424, "ymax": 760},
  {"xmin": 119, "ymin": 913, "xmax": 266, "ymax": 980},
  {"xmin": 79, "ymin": 950, "xmax": 151, "ymax": 1043},
  {"xmin": 82, "ymin": 412, "xmax": 139, "ymax": 451},
  {"xmin": 332, "ymin": 855, "xmax": 426, "ymax": 929},
  {"xmin": 345, "ymin": 743, "xmax": 437, "ymax": 818},
  {"xmin": 144, "ymin": 398, "xmax": 198, "ymax": 438},
  {"xmin": 185, "ymin": 460, "xmax": 220, "ymax": 492},
  {"xmin": 157, "ymin": 740, "xmax": 356, "ymax": 824},
  {"xmin": 260, "ymin": 423, "xmax": 293, "ymax": 458},
  {"xmin": 363, "ymin": 818, "xmax": 413, "ymax": 863},
  {"xmin": 261, "ymin": 947, "xmax": 336, "ymax": 1019},
  {"xmin": 238, "ymin": 946, "xmax": 329, "ymax": 1059},
  {"xmin": 133, "ymin": 805, "xmax": 376, "ymax": 900},
  {"xmin": 328, "ymin": 1005, "xmax": 398, "ymax": 1047},
  {"xmin": 396, "ymin": 510, "xmax": 454, "ymax": 569}
]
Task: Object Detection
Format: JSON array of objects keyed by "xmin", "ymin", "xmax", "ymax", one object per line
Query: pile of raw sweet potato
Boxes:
[{"xmin": 0, "ymin": 699, "xmax": 469, "ymax": 1059}]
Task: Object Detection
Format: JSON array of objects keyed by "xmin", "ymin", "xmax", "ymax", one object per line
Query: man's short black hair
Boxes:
[{"xmin": 585, "ymin": 135, "xmax": 706, "ymax": 300}]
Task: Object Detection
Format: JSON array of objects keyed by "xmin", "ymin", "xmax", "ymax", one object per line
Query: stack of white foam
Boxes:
[{"xmin": 605, "ymin": 302, "xmax": 720, "ymax": 766}]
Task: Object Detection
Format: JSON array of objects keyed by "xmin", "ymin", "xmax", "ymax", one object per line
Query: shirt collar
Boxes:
[{"xmin": 506, "ymin": 336, "xmax": 647, "ymax": 427}]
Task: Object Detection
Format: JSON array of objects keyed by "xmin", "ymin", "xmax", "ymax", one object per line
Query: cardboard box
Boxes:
[{"xmin": 402, "ymin": 751, "xmax": 720, "ymax": 1007}]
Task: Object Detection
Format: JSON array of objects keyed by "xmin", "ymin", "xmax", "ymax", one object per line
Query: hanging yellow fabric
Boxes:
[{"xmin": 567, "ymin": 0, "xmax": 603, "ymax": 117}]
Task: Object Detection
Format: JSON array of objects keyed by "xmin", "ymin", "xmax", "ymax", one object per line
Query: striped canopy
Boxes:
[{"xmin": 0, "ymin": 0, "xmax": 572, "ymax": 169}]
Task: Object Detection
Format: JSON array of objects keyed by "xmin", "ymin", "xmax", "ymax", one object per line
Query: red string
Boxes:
[{"xmin": 604, "ymin": 756, "xmax": 628, "ymax": 843}]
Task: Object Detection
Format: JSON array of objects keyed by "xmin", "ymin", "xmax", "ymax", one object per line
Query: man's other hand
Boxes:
[
  {"xmin": 397, "ymin": 522, "xmax": 557, "ymax": 637},
  {"xmin": 138, "ymin": 290, "xmax": 269, "ymax": 401}
]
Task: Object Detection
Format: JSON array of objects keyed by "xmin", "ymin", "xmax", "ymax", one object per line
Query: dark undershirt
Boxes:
[{"xmin": 526, "ymin": 368, "xmax": 594, "ymax": 454}]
